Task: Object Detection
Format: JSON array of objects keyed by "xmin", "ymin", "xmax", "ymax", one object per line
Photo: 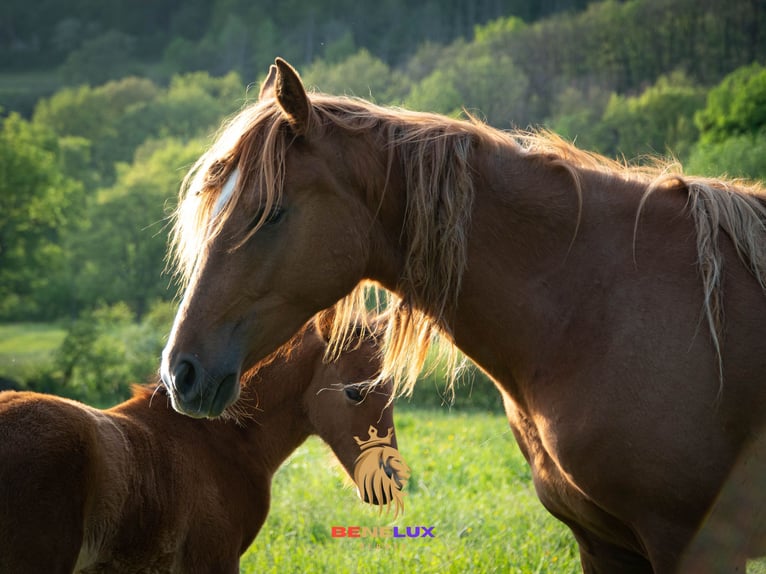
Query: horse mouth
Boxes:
[
  {"xmin": 166, "ymin": 372, "xmax": 240, "ymax": 419},
  {"xmin": 207, "ymin": 373, "xmax": 240, "ymax": 418}
]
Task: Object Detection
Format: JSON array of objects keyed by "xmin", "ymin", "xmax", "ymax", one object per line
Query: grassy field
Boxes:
[
  {"xmin": 0, "ymin": 322, "xmax": 66, "ymax": 381},
  {"xmin": 241, "ymin": 409, "xmax": 580, "ymax": 573}
]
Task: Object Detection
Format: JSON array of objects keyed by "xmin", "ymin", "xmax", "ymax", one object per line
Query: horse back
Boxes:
[
  {"xmin": 0, "ymin": 392, "xmax": 94, "ymax": 571},
  {"xmin": 0, "ymin": 391, "xmax": 133, "ymax": 573}
]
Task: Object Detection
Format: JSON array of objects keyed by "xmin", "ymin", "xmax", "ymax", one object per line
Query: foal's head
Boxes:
[{"xmin": 243, "ymin": 313, "xmax": 409, "ymax": 513}]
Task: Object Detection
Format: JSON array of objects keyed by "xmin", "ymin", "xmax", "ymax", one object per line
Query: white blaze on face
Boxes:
[{"xmin": 213, "ymin": 167, "xmax": 240, "ymax": 218}]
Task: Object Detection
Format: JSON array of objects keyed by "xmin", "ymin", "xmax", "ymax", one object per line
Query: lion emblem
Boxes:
[{"xmin": 353, "ymin": 426, "xmax": 411, "ymax": 518}]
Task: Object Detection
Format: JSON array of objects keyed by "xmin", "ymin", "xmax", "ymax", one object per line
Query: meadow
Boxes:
[
  {"xmin": 240, "ymin": 408, "xmax": 580, "ymax": 573},
  {"xmin": 0, "ymin": 322, "xmax": 66, "ymax": 382}
]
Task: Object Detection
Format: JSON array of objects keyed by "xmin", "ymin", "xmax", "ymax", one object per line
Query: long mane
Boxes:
[{"xmin": 170, "ymin": 91, "xmax": 766, "ymax": 397}]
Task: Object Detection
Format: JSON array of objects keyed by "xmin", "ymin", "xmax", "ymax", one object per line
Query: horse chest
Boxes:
[{"xmin": 505, "ymin": 403, "xmax": 644, "ymax": 551}]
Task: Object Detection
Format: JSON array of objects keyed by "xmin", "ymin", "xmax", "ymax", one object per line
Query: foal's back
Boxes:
[
  {"xmin": 0, "ymin": 391, "xmax": 115, "ymax": 573},
  {"xmin": 0, "ymin": 389, "xmax": 251, "ymax": 573}
]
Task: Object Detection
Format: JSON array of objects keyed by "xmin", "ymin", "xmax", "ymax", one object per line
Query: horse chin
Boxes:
[
  {"xmin": 207, "ymin": 373, "xmax": 241, "ymax": 418},
  {"xmin": 167, "ymin": 373, "xmax": 241, "ymax": 419}
]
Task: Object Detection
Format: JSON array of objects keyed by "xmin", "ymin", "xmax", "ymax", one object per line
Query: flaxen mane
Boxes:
[{"xmin": 170, "ymin": 93, "xmax": 766, "ymax": 397}]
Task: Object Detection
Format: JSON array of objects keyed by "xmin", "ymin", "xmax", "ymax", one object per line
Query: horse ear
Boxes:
[
  {"xmin": 274, "ymin": 57, "xmax": 313, "ymax": 137},
  {"xmin": 313, "ymin": 308, "xmax": 336, "ymax": 343},
  {"xmin": 259, "ymin": 64, "xmax": 278, "ymax": 100}
]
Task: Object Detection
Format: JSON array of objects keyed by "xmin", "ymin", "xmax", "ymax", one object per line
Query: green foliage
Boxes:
[
  {"xmin": 686, "ymin": 133, "xmax": 766, "ymax": 181},
  {"xmin": 303, "ymin": 50, "xmax": 407, "ymax": 103},
  {"xmin": 406, "ymin": 44, "xmax": 530, "ymax": 128},
  {"xmin": 0, "ymin": 113, "xmax": 85, "ymax": 320},
  {"xmin": 695, "ymin": 64, "xmax": 766, "ymax": 144},
  {"xmin": 71, "ymin": 138, "xmax": 204, "ymax": 316},
  {"xmin": 0, "ymin": 323, "xmax": 66, "ymax": 382},
  {"xmin": 32, "ymin": 72, "xmax": 243, "ymax": 188},
  {"xmin": 51, "ymin": 301, "xmax": 174, "ymax": 406},
  {"xmin": 472, "ymin": 15, "xmax": 525, "ymax": 44},
  {"xmin": 598, "ymin": 72, "xmax": 706, "ymax": 159},
  {"xmin": 240, "ymin": 410, "xmax": 579, "ymax": 573},
  {"xmin": 57, "ymin": 30, "xmax": 139, "ymax": 85},
  {"xmin": 32, "ymin": 77, "xmax": 162, "ymax": 186},
  {"xmin": 545, "ymin": 84, "xmax": 612, "ymax": 152}
]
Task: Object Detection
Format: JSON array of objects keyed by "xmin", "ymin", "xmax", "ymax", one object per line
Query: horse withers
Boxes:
[
  {"xmin": 161, "ymin": 58, "xmax": 766, "ymax": 572},
  {"xmin": 0, "ymin": 316, "xmax": 408, "ymax": 573}
]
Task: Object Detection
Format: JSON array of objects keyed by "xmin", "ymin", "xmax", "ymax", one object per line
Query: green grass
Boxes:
[
  {"xmin": 240, "ymin": 409, "xmax": 580, "ymax": 573},
  {"xmin": 0, "ymin": 322, "xmax": 66, "ymax": 381}
]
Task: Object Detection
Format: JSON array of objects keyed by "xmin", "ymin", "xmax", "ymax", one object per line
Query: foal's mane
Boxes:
[{"xmin": 170, "ymin": 91, "xmax": 766, "ymax": 397}]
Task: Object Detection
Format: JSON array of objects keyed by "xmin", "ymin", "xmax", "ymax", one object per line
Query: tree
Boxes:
[
  {"xmin": 32, "ymin": 77, "xmax": 161, "ymax": 187},
  {"xmin": 302, "ymin": 49, "xmax": 407, "ymax": 103},
  {"xmin": 695, "ymin": 63, "xmax": 766, "ymax": 144},
  {"xmin": 32, "ymin": 72, "xmax": 243, "ymax": 187},
  {"xmin": 598, "ymin": 72, "xmax": 706, "ymax": 160},
  {"xmin": 57, "ymin": 30, "xmax": 138, "ymax": 85},
  {"xmin": 405, "ymin": 41, "xmax": 530, "ymax": 129},
  {"xmin": 0, "ymin": 114, "xmax": 84, "ymax": 320},
  {"xmin": 52, "ymin": 300, "xmax": 176, "ymax": 405},
  {"xmin": 72, "ymin": 138, "xmax": 204, "ymax": 317},
  {"xmin": 686, "ymin": 133, "xmax": 766, "ymax": 181}
]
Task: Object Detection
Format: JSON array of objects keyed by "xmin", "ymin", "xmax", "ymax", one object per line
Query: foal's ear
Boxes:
[
  {"xmin": 272, "ymin": 57, "xmax": 313, "ymax": 137},
  {"xmin": 313, "ymin": 308, "xmax": 337, "ymax": 343}
]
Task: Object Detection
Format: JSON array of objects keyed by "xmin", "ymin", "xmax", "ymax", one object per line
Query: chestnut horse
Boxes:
[
  {"xmin": 161, "ymin": 58, "xmax": 766, "ymax": 572},
  {"xmin": 0, "ymin": 317, "xmax": 408, "ymax": 573}
]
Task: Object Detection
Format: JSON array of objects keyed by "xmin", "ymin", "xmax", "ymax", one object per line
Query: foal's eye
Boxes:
[{"xmin": 344, "ymin": 385, "xmax": 365, "ymax": 403}]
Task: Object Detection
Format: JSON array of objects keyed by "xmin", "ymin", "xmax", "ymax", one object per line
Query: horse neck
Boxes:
[
  {"xmin": 115, "ymin": 358, "xmax": 315, "ymax": 480},
  {"xmin": 233, "ymin": 340, "xmax": 320, "ymax": 475},
  {"xmin": 370, "ymin": 133, "xmax": 650, "ymax": 399}
]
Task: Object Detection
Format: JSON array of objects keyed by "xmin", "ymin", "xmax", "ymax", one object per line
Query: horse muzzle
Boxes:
[{"xmin": 161, "ymin": 353, "xmax": 240, "ymax": 418}]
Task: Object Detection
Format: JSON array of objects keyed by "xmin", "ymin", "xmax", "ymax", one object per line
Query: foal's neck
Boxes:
[{"xmin": 232, "ymin": 348, "xmax": 317, "ymax": 475}]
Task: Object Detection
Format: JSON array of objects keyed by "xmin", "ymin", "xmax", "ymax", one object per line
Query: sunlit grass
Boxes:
[
  {"xmin": 240, "ymin": 409, "xmax": 580, "ymax": 573},
  {"xmin": 0, "ymin": 323, "xmax": 65, "ymax": 380}
]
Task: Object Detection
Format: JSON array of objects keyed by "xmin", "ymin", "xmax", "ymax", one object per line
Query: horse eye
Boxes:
[
  {"xmin": 267, "ymin": 207, "xmax": 285, "ymax": 224},
  {"xmin": 344, "ymin": 385, "xmax": 365, "ymax": 403},
  {"xmin": 250, "ymin": 206, "xmax": 285, "ymax": 229}
]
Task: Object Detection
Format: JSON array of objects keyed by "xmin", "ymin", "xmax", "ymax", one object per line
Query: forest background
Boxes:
[{"xmin": 2, "ymin": 0, "xmax": 766, "ymax": 407}]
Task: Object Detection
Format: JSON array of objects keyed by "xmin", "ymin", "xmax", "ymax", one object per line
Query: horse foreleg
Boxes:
[{"xmin": 569, "ymin": 526, "xmax": 654, "ymax": 574}]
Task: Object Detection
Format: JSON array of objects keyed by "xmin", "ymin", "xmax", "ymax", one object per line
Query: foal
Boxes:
[{"xmin": 0, "ymin": 319, "xmax": 407, "ymax": 574}]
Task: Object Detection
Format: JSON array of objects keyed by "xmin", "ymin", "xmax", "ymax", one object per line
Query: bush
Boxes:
[
  {"xmin": 48, "ymin": 301, "xmax": 175, "ymax": 406},
  {"xmin": 686, "ymin": 133, "xmax": 766, "ymax": 180}
]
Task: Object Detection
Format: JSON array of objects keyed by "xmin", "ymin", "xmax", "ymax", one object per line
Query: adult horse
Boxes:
[
  {"xmin": 161, "ymin": 58, "xmax": 766, "ymax": 572},
  {"xmin": 0, "ymin": 316, "xmax": 408, "ymax": 573}
]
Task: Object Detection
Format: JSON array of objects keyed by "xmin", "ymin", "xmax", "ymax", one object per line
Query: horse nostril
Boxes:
[{"xmin": 172, "ymin": 356, "xmax": 201, "ymax": 399}]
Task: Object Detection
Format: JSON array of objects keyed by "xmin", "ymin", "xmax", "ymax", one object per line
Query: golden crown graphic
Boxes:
[{"xmin": 354, "ymin": 425, "xmax": 394, "ymax": 449}]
